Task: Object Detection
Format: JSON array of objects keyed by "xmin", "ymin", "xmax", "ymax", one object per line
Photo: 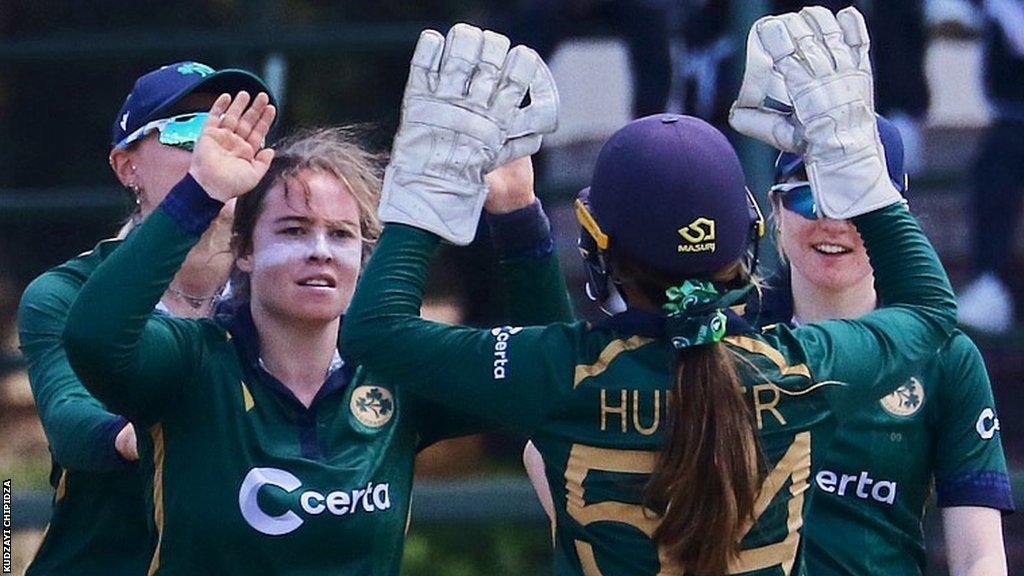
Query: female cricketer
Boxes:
[
  {"xmin": 340, "ymin": 7, "xmax": 960, "ymax": 575},
  {"xmin": 18, "ymin": 61, "xmax": 274, "ymax": 575},
  {"xmin": 753, "ymin": 116, "xmax": 1012, "ymax": 575},
  {"xmin": 62, "ymin": 25, "xmax": 564, "ymax": 573}
]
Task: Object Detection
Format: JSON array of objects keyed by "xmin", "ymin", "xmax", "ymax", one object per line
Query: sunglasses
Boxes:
[
  {"xmin": 769, "ymin": 181, "xmax": 819, "ymax": 220},
  {"xmin": 117, "ymin": 112, "xmax": 208, "ymax": 151}
]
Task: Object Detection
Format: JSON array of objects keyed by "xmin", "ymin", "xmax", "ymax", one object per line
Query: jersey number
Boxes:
[{"xmin": 564, "ymin": 432, "xmax": 810, "ymax": 575}]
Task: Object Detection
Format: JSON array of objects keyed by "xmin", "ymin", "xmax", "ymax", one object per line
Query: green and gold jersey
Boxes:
[
  {"xmin": 750, "ymin": 273, "xmax": 1013, "ymax": 575},
  {"xmin": 802, "ymin": 331, "xmax": 1012, "ymax": 575},
  {"xmin": 19, "ymin": 238, "xmax": 153, "ymax": 576},
  {"xmin": 340, "ymin": 203, "xmax": 958, "ymax": 575},
  {"xmin": 62, "ymin": 176, "xmax": 570, "ymax": 575}
]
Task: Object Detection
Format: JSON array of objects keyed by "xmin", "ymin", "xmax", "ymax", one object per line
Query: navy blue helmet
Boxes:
[{"xmin": 576, "ymin": 114, "xmax": 764, "ymax": 311}]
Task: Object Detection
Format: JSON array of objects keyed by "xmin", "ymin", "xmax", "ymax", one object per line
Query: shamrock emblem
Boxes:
[
  {"xmin": 177, "ymin": 62, "xmax": 215, "ymax": 77},
  {"xmin": 356, "ymin": 387, "xmax": 393, "ymax": 418},
  {"xmin": 880, "ymin": 377, "xmax": 925, "ymax": 417},
  {"xmin": 350, "ymin": 385, "xmax": 395, "ymax": 428}
]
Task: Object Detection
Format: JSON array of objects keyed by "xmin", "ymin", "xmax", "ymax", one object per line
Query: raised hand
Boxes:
[
  {"xmin": 380, "ymin": 24, "xmax": 559, "ymax": 245},
  {"xmin": 733, "ymin": 7, "xmax": 900, "ymax": 219},
  {"xmin": 188, "ymin": 91, "xmax": 277, "ymax": 203},
  {"xmin": 484, "ymin": 156, "xmax": 535, "ymax": 214}
]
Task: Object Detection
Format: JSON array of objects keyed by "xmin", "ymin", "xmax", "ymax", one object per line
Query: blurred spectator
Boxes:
[
  {"xmin": 671, "ymin": 1, "xmax": 734, "ymax": 127},
  {"xmin": 868, "ymin": 0, "xmax": 930, "ymax": 177},
  {"xmin": 958, "ymin": 0, "xmax": 1024, "ymax": 334},
  {"xmin": 510, "ymin": 0, "xmax": 676, "ymax": 117}
]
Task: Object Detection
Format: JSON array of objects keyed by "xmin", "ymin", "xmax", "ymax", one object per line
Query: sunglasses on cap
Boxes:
[
  {"xmin": 116, "ymin": 112, "xmax": 208, "ymax": 151},
  {"xmin": 769, "ymin": 181, "xmax": 819, "ymax": 220}
]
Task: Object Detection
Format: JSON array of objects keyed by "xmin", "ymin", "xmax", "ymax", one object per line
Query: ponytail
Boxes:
[{"xmin": 645, "ymin": 342, "xmax": 759, "ymax": 575}]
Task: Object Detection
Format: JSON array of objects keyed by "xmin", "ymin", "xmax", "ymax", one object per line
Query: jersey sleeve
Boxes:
[
  {"xmin": 413, "ymin": 202, "xmax": 577, "ymax": 445},
  {"xmin": 63, "ymin": 176, "xmax": 222, "ymax": 425},
  {"xmin": 340, "ymin": 223, "xmax": 582, "ymax": 436},
  {"xmin": 933, "ymin": 333, "xmax": 1014, "ymax": 511},
  {"xmin": 776, "ymin": 204, "xmax": 958, "ymax": 409},
  {"xmin": 18, "ymin": 271, "xmax": 131, "ymax": 471},
  {"xmin": 489, "ymin": 200, "xmax": 575, "ymax": 326}
]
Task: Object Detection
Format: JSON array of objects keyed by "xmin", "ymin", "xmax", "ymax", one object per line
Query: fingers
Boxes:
[
  {"xmin": 236, "ymin": 92, "xmax": 269, "ymax": 142},
  {"xmin": 493, "ymin": 134, "xmax": 542, "ymax": 168},
  {"xmin": 254, "ymin": 147, "xmax": 276, "ymax": 170},
  {"xmin": 217, "ymin": 91, "xmax": 252, "ymax": 132},
  {"xmin": 508, "ymin": 58, "xmax": 559, "ymax": 137},
  {"xmin": 734, "ymin": 18, "xmax": 778, "ymax": 108},
  {"xmin": 728, "ymin": 107, "xmax": 801, "ymax": 153},
  {"xmin": 491, "ymin": 45, "xmax": 541, "ymax": 118},
  {"xmin": 437, "ymin": 23, "xmax": 483, "ymax": 98},
  {"xmin": 467, "ymin": 30, "xmax": 511, "ymax": 107},
  {"xmin": 800, "ymin": 6, "xmax": 855, "ymax": 73},
  {"xmin": 837, "ymin": 6, "xmax": 871, "ymax": 74},
  {"xmin": 247, "ymin": 101, "xmax": 276, "ymax": 152},
  {"xmin": 214, "ymin": 91, "xmax": 275, "ymax": 151},
  {"xmin": 780, "ymin": 13, "xmax": 833, "ymax": 77},
  {"xmin": 204, "ymin": 93, "xmax": 232, "ymax": 131},
  {"xmin": 757, "ymin": 18, "xmax": 807, "ymax": 89},
  {"xmin": 407, "ymin": 29, "xmax": 444, "ymax": 96}
]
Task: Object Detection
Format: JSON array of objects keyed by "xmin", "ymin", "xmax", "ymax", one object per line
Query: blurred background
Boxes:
[{"xmin": 2, "ymin": 0, "xmax": 1023, "ymax": 574}]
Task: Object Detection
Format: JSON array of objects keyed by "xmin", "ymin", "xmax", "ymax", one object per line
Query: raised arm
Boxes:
[
  {"xmin": 64, "ymin": 92, "xmax": 276, "ymax": 424},
  {"xmin": 730, "ymin": 7, "xmax": 956, "ymax": 399},
  {"xmin": 341, "ymin": 25, "xmax": 572, "ymax": 434},
  {"xmin": 19, "ymin": 266, "xmax": 133, "ymax": 470},
  {"xmin": 485, "ymin": 156, "xmax": 574, "ymax": 325}
]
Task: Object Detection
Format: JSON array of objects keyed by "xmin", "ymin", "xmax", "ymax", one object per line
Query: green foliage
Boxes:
[{"xmin": 403, "ymin": 522, "xmax": 551, "ymax": 576}]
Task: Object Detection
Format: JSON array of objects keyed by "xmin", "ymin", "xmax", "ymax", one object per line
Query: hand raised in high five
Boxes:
[
  {"xmin": 731, "ymin": 6, "xmax": 900, "ymax": 219},
  {"xmin": 189, "ymin": 91, "xmax": 277, "ymax": 202},
  {"xmin": 381, "ymin": 24, "xmax": 558, "ymax": 245}
]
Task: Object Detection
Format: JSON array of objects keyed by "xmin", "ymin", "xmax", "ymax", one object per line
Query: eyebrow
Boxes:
[{"xmin": 274, "ymin": 215, "xmax": 359, "ymax": 229}]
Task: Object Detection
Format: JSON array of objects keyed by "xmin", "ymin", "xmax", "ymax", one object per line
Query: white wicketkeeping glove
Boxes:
[
  {"xmin": 755, "ymin": 7, "xmax": 902, "ymax": 219},
  {"xmin": 380, "ymin": 24, "xmax": 559, "ymax": 245},
  {"xmin": 729, "ymin": 15, "xmax": 801, "ymax": 153}
]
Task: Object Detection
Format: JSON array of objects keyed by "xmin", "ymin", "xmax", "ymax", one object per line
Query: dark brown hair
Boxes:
[
  {"xmin": 229, "ymin": 126, "xmax": 384, "ymax": 301},
  {"xmin": 621, "ymin": 259, "xmax": 760, "ymax": 575}
]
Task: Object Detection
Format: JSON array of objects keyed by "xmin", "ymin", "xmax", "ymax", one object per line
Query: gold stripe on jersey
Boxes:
[
  {"xmin": 54, "ymin": 469, "xmax": 67, "ymax": 502},
  {"xmin": 729, "ymin": 431, "xmax": 811, "ymax": 574},
  {"xmin": 575, "ymin": 540, "xmax": 602, "ymax": 575},
  {"xmin": 148, "ymin": 424, "xmax": 166, "ymax": 576},
  {"xmin": 574, "ymin": 336, "xmax": 654, "ymax": 388},
  {"xmin": 241, "ymin": 381, "xmax": 255, "ymax": 412},
  {"xmin": 724, "ymin": 335, "xmax": 810, "ymax": 379}
]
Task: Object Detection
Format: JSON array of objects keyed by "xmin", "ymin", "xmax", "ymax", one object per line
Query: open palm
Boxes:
[{"xmin": 188, "ymin": 91, "xmax": 277, "ymax": 202}]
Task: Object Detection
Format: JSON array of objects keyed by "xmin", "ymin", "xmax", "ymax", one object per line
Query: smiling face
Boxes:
[
  {"xmin": 236, "ymin": 170, "xmax": 363, "ymax": 325},
  {"xmin": 775, "ymin": 194, "xmax": 873, "ymax": 292}
]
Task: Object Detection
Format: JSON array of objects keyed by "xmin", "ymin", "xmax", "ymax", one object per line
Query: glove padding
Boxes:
[
  {"xmin": 732, "ymin": 7, "xmax": 902, "ymax": 219},
  {"xmin": 380, "ymin": 24, "xmax": 559, "ymax": 245},
  {"xmin": 729, "ymin": 18, "xmax": 800, "ymax": 153}
]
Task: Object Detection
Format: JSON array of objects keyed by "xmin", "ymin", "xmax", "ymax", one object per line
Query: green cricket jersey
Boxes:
[
  {"xmin": 62, "ymin": 175, "xmax": 570, "ymax": 575},
  {"xmin": 804, "ymin": 332, "xmax": 1012, "ymax": 574},
  {"xmin": 19, "ymin": 238, "xmax": 153, "ymax": 576},
  {"xmin": 750, "ymin": 275, "xmax": 1013, "ymax": 575},
  {"xmin": 339, "ymin": 203, "xmax": 958, "ymax": 576}
]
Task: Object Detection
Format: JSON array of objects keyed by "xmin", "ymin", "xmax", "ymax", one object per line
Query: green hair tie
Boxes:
[{"xmin": 662, "ymin": 280, "xmax": 751, "ymax": 349}]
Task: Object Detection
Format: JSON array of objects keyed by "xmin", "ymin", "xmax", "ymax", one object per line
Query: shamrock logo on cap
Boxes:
[{"xmin": 176, "ymin": 62, "xmax": 215, "ymax": 77}]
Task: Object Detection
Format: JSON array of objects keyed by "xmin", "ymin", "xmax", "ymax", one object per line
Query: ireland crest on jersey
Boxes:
[
  {"xmin": 880, "ymin": 377, "xmax": 925, "ymax": 417},
  {"xmin": 350, "ymin": 385, "xmax": 395, "ymax": 429}
]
